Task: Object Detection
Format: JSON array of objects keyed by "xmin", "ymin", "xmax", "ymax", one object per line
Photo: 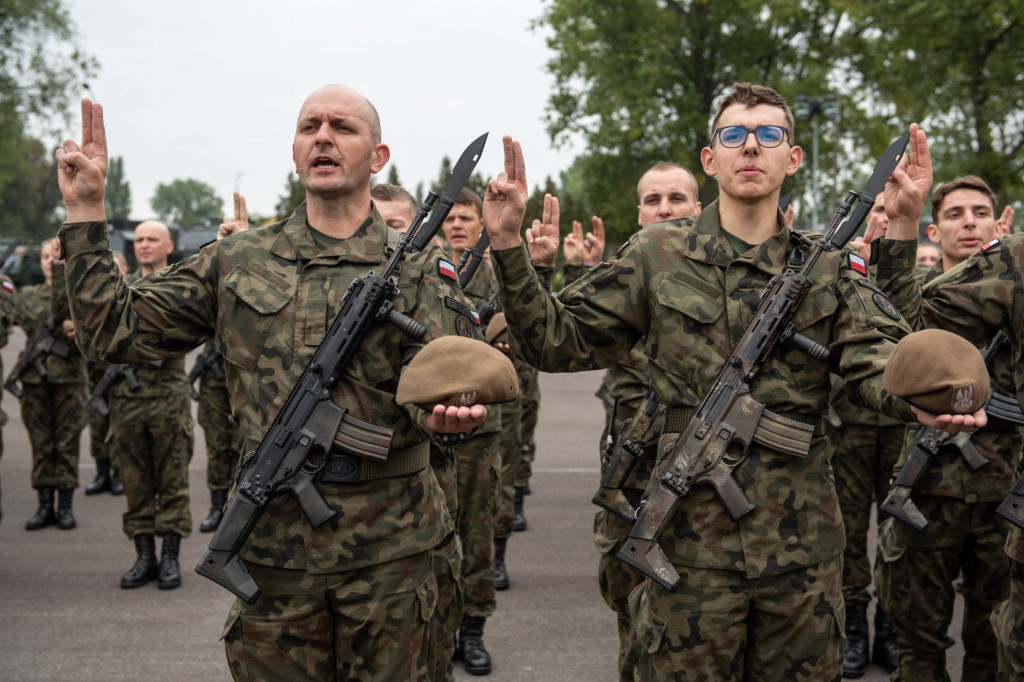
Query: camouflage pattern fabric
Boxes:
[
  {"xmin": 196, "ymin": 353, "xmax": 242, "ymax": 491},
  {"xmin": 86, "ymin": 362, "xmax": 112, "ymax": 463},
  {"xmin": 516, "ymin": 364, "xmax": 539, "ymax": 487},
  {"xmin": 59, "ymin": 205, "xmax": 473, "ymax": 679},
  {"xmin": 827, "ymin": 417, "xmax": 906, "ymax": 605},
  {"xmin": 0, "ymin": 273, "xmax": 14, "ymax": 521},
  {"xmin": 992, "ymin": 529, "xmax": 1024, "ymax": 681},
  {"xmin": 629, "ymin": 556, "xmax": 844, "ymax": 681},
  {"xmin": 14, "ymin": 278, "xmax": 86, "ymax": 489},
  {"xmin": 876, "ymin": 496, "xmax": 1008, "ymax": 681},
  {"xmin": 221, "ymin": 550, "xmax": 436, "ymax": 682},
  {"xmin": 428, "ymin": 532, "xmax": 462, "ymax": 682},
  {"xmin": 491, "ymin": 201, "xmax": 915, "ymax": 678},
  {"xmin": 496, "ymin": 367, "xmax": 523, "ymax": 540}
]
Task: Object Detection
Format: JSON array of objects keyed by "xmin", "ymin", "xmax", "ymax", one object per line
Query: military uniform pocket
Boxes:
[
  {"xmin": 219, "ymin": 599, "xmax": 242, "ymax": 641},
  {"xmin": 218, "ymin": 264, "xmax": 291, "ymax": 373},
  {"xmin": 415, "ymin": 568, "xmax": 439, "ymax": 623},
  {"xmin": 651, "ymin": 274, "xmax": 724, "ymax": 384}
]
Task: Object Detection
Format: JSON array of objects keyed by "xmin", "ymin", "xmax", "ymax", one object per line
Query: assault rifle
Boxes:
[
  {"xmin": 196, "ymin": 133, "xmax": 488, "ymax": 603},
  {"xmin": 4, "ymin": 315, "xmax": 71, "ymax": 398},
  {"xmin": 592, "ymin": 388, "xmax": 666, "ymax": 523},
  {"xmin": 187, "ymin": 340, "xmax": 225, "ymax": 400},
  {"xmin": 617, "ymin": 133, "xmax": 910, "ymax": 591},
  {"xmin": 457, "ymin": 229, "xmax": 491, "ymax": 289},
  {"xmin": 0, "ymin": 239, "xmax": 22, "ymax": 275},
  {"xmin": 88, "ymin": 364, "xmax": 142, "ymax": 416},
  {"xmin": 881, "ymin": 331, "xmax": 1010, "ymax": 530}
]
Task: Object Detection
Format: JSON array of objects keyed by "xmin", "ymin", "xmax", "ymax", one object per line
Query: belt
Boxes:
[
  {"xmin": 320, "ymin": 440, "xmax": 430, "ymax": 483},
  {"xmin": 665, "ymin": 407, "xmax": 820, "ymax": 458}
]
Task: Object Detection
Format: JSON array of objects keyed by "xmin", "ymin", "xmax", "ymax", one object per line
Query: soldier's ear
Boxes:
[
  {"xmin": 371, "ymin": 144, "xmax": 390, "ymax": 174},
  {"xmin": 700, "ymin": 146, "xmax": 716, "ymax": 178}
]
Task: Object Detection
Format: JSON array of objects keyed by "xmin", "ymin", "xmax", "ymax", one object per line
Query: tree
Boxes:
[
  {"xmin": 840, "ymin": 0, "xmax": 1024, "ymax": 203},
  {"xmin": 386, "ymin": 165, "xmax": 401, "ymax": 186},
  {"xmin": 151, "ymin": 178, "xmax": 224, "ymax": 228},
  {"xmin": 104, "ymin": 156, "xmax": 132, "ymax": 220},
  {"xmin": 0, "ymin": 136, "xmax": 63, "ymax": 239},
  {"xmin": 275, "ymin": 172, "xmax": 305, "ymax": 220}
]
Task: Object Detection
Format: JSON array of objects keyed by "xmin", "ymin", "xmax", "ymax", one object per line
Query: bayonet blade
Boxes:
[{"xmin": 412, "ymin": 133, "xmax": 489, "ymax": 250}]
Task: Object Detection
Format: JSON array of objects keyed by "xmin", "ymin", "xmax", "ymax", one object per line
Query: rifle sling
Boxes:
[{"xmin": 665, "ymin": 407, "xmax": 819, "ymax": 458}]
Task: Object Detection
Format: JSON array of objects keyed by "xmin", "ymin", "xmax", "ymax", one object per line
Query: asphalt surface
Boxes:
[{"xmin": 0, "ymin": 328, "xmax": 962, "ymax": 681}]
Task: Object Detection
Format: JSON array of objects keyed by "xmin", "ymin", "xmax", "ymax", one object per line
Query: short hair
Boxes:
[
  {"xmin": 371, "ymin": 183, "xmax": 416, "ymax": 211},
  {"xmin": 930, "ymin": 175, "xmax": 998, "ymax": 223},
  {"xmin": 637, "ymin": 162, "xmax": 699, "ymax": 202},
  {"xmin": 453, "ymin": 188, "xmax": 483, "ymax": 218},
  {"xmin": 710, "ymin": 82, "xmax": 795, "ymax": 143}
]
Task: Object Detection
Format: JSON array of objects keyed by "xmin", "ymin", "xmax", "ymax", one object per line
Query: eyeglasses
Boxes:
[{"xmin": 712, "ymin": 125, "xmax": 791, "ymax": 148}]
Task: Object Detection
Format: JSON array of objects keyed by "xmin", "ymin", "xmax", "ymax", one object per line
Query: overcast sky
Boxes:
[{"xmin": 66, "ymin": 0, "xmax": 578, "ymax": 223}]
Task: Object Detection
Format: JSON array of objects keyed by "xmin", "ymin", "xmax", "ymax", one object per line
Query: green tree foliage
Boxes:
[
  {"xmin": 151, "ymin": 178, "xmax": 224, "ymax": 228},
  {"xmin": 104, "ymin": 155, "xmax": 132, "ymax": 220},
  {"xmin": 840, "ymin": 0, "xmax": 1024, "ymax": 203},
  {"xmin": 386, "ymin": 164, "xmax": 400, "ymax": 186},
  {"xmin": 275, "ymin": 172, "xmax": 305, "ymax": 220},
  {"xmin": 1, "ymin": 137, "xmax": 62, "ymax": 239}
]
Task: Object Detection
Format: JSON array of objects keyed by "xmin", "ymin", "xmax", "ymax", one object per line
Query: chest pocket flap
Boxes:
[
  {"xmin": 219, "ymin": 264, "xmax": 292, "ymax": 372},
  {"xmin": 655, "ymin": 273, "xmax": 725, "ymax": 324}
]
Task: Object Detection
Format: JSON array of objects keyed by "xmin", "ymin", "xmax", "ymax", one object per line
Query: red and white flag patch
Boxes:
[
  {"xmin": 1, "ymin": 280, "xmax": 13, "ymax": 292},
  {"xmin": 982, "ymin": 238, "xmax": 1000, "ymax": 252},
  {"xmin": 471, "ymin": 311, "xmax": 481, "ymax": 325},
  {"xmin": 848, "ymin": 253, "xmax": 867, "ymax": 275},
  {"xmin": 439, "ymin": 260, "xmax": 457, "ymax": 281}
]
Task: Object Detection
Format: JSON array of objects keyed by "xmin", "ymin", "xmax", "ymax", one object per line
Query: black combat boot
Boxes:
[
  {"xmin": 121, "ymin": 534, "xmax": 159, "ymax": 588},
  {"xmin": 200, "ymin": 489, "xmax": 227, "ymax": 533},
  {"xmin": 84, "ymin": 458, "xmax": 112, "ymax": 495},
  {"xmin": 110, "ymin": 468, "xmax": 124, "ymax": 496},
  {"xmin": 25, "ymin": 486, "xmax": 57, "ymax": 530},
  {"xmin": 513, "ymin": 486, "xmax": 528, "ymax": 532},
  {"xmin": 842, "ymin": 601, "xmax": 869, "ymax": 678},
  {"xmin": 493, "ymin": 536, "xmax": 509, "ymax": 591},
  {"xmin": 872, "ymin": 605, "xmax": 899, "ymax": 673},
  {"xmin": 459, "ymin": 616, "xmax": 493, "ymax": 675},
  {"xmin": 158, "ymin": 533, "xmax": 182, "ymax": 589},
  {"xmin": 56, "ymin": 488, "xmax": 76, "ymax": 529}
]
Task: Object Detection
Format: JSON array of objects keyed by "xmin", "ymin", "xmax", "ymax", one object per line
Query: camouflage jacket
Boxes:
[
  {"xmin": 59, "ymin": 205, "xmax": 477, "ymax": 573},
  {"xmin": 492, "ymin": 200, "xmax": 914, "ymax": 577},
  {"xmin": 873, "ymin": 238, "xmax": 1021, "ymax": 502},
  {"xmin": 914, "ymin": 233, "xmax": 1024, "ymax": 559},
  {"xmin": 13, "ymin": 271, "xmax": 87, "ymax": 385},
  {"xmin": 0, "ymin": 274, "xmax": 14, "ymax": 423}
]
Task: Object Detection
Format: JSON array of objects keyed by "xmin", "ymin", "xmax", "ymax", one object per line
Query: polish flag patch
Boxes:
[
  {"xmin": 1, "ymin": 280, "xmax": 12, "ymax": 292},
  {"xmin": 471, "ymin": 311, "xmax": 481, "ymax": 325},
  {"xmin": 439, "ymin": 260, "xmax": 457, "ymax": 281},
  {"xmin": 848, "ymin": 253, "xmax": 867, "ymax": 275},
  {"xmin": 982, "ymin": 238, "xmax": 1001, "ymax": 252}
]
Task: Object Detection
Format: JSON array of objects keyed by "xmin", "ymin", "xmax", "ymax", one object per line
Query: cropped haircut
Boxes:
[
  {"xmin": 930, "ymin": 175, "xmax": 998, "ymax": 223},
  {"xmin": 454, "ymin": 188, "xmax": 483, "ymax": 218},
  {"xmin": 371, "ymin": 183, "xmax": 417, "ymax": 213},
  {"xmin": 637, "ymin": 162, "xmax": 699, "ymax": 202},
  {"xmin": 710, "ymin": 82, "xmax": 795, "ymax": 143}
]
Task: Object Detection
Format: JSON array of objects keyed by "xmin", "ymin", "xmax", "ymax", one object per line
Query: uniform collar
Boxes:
[
  {"xmin": 682, "ymin": 199, "xmax": 795, "ymax": 275},
  {"xmin": 268, "ymin": 202, "xmax": 387, "ymax": 264}
]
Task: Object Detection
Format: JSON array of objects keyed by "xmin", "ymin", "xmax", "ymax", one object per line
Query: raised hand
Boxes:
[
  {"xmin": 525, "ymin": 193, "xmax": 560, "ymax": 267},
  {"xmin": 563, "ymin": 220, "xmax": 585, "ymax": 265},
  {"xmin": 218, "ymin": 192, "xmax": 250, "ymax": 240},
  {"xmin": 483, "ymin": 136, "xmax": 528, "ymax": 250},
  {"xmin": 583, "ymin": 215, "xmax": 606, "ymax": 266},
  {"xmin": 55, "ymin": 98, "xmax": 109, "ymax": 222},
  {"xmin": 883, "ymin": 123, "xmax": 932, "ymax": 240},
  {"xmin": 998, "ymin": 205, "xmax": 1015, "ymax": 237}
]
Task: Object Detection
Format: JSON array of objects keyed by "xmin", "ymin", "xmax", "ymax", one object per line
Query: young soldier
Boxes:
[
  {"xmin": 873, "ymin": 174, "xmax": 1021, "ymax": 681},
  {"xmin": 481, "ymin": 83, "xmax": 981, "ymax": 680},
  {"xmin": 371, "ymin": 182, "xmax": 417, "ymax": 233},
  {"xmin": 54, "ymin": 87, "xmax": 486, "ymax": 681}
]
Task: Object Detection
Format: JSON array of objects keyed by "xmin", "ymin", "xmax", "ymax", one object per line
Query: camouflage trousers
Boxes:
[
  {"xmin": 991, "ymin": 558, "xmax": 1024, "ymax": 681},
  {"xmin": 516, "ymin": 366, "xmax": 540, "ymax": 488},
  {"xmin": 223, "ymin": 551, "xmax": 436, "ymax": 682},
  {"xmin": 87, "ymin": 405, "xmax": 111, "ymax": 462},
  {"xmin": 630, "ymin": 556, "xmax": 844, "ymax": 681},
  {"xmin": 877, "ymin": 495, "xmax": 1008, "ymax": 682},
  {"xmin": 455, "ymin": 430, "xmax": 500, "ymax": 617},
  {"xmin": 21, "ymin": 382, "xmax": 86, "ymax": 489},
  {"xmin": 828, "ymin": 420, "xmax": 906, "ymax": 605},
  {"xmin": 197, "ymin": 375, "xmax": 241, "ymax": 491},
  {"xmin": 496, "ymin": 391, "xmax": 523, "ymax": 540},
  {"xmin": 429, "ymin": 534, "xmax": 463, "ymax": 682},
  {"xmin": 110, "ymin": 391, "xmax": 194, "ymax": 538},
  {"xmin": 595, "ymin": 497, "xmax": 646, "ymax": 682}
]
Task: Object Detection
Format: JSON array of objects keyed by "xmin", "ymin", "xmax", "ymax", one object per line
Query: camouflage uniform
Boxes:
[
  {"xmin": 87, "ymin": 361, "xmax": 112, "ymax": 464},
  {"xmin": 195, "ymin": 346, "xmax": 241, "ymax": 493},
  {"xmin": 13, "ymin": 268, "xmax": 87, "ymax": 491},
  {"xmin": 492, "ymin": 202, "xmax": 915, "ymax": 681},
  {"xmin": 107, "ymin": 269, "xmax": 194, "ymax": 539},
  {"xmin": 60, "ymin": 204, "xmax": 473, "ymax": 682},
  {"xmin": 516, "ymin": 363, "xmax": 540, "ymax": 489},
  {"xmin": 428, "ymin": 442, "xmax": 462, "ymax": 682},
  {"xmin": 0, "ymin": 274, "xmax": 15, "ymax": 522},
  {"xmin": 875, "ymin": 237, "xmax": 1024, "ymax": 681}
]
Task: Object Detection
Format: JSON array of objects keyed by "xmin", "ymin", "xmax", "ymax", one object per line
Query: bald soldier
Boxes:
[
  {"xmin": 55, "ymin": 87, "xmax": 485, "ymax": 681},
  {"xmin": 106, "ymin": 220, "xmax": 195, "ymax": 591}
]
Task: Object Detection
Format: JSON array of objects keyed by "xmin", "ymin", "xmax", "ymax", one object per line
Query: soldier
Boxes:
[
  {"xmin": 0, "ymin": 264, "xmax": 15, "ymax": 524},
  {"xmin": 12, "ymin": 237, "xmax": 87, "ymax": 531},
  {"xmin": 370, "ymin": 182, "xmax": 417, "ymax": 233},
  {"xmin": 84, "ymin": 249, "xmax": 127, "ymax": 497},
  {"xmin": 55, "ymin": 88, "xmax": 485, "ymax": 681},
  {"xmin": 440, "ymin": 188, "xmax": 504, "ymax": 675},
  {"xmin": 481, "ymin": 84, "xmax": 982, "ymax": 680},
  {"xmin": 872, "ymin": 173, "xmax": 1021, "ymax": 680}
]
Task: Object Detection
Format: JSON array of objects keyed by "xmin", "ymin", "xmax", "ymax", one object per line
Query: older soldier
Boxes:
[
  {"xmin": 482, "ymin": 84, "xmax": 982, "ymax": 681},
  {"xmin": 55, "ymin": 87, "xmax": 485, "ymax": 681},
  {"xmin": 873, "ymin": 174, "xmax": 1021, "ymax": 681},
  {"xmin": 13, "ymin": 238, "xmax": 87, "ymax": 530}
]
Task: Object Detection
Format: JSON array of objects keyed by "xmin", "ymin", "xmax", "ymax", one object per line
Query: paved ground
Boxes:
[{"xmin": 0, "ymin": 328, "xmax": 962, "ymax": 680}]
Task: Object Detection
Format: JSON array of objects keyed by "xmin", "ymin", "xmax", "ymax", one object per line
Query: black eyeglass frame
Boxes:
[{"xmin": 711, "ymin": 125, "xmax": 793, "ymax": 149}]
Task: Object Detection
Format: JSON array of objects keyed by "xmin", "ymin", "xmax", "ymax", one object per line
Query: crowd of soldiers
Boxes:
[{"xmin": 0, "ymin": 79, "xmax": 1022, "ymax": 682}]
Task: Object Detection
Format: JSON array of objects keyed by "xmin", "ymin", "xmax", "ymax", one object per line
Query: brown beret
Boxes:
[
  {"xmin": 396, "ymin": 335, "xmax": 519, "ymax": 408},
  {"xmin": 485, "ymin": 313, "xmax": 508, "ymax": 344},
  {"xmin": 883, "ymin": 329, "xmax": 990, "ymax": 414}
]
